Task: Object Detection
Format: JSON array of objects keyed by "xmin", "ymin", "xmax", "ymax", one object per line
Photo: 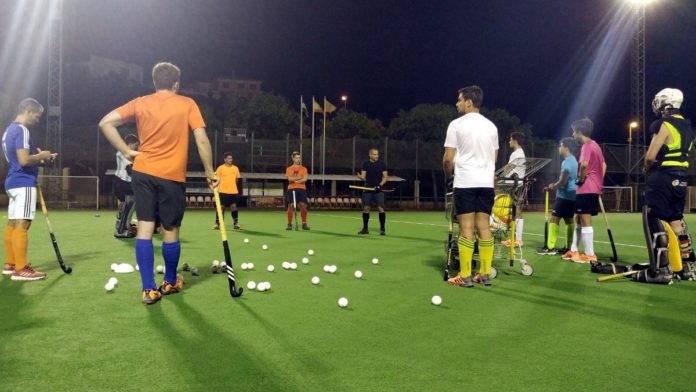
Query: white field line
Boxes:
[{"xmin": 314, "ymin": 213, "xmax": 646, "ymax": 249}]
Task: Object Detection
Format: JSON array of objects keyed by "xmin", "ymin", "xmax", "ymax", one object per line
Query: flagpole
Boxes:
[
  {"xmin": 299, "ymin": 96, "xmax": 304, "ymax": 158},
  {"xmin": 322, "ymin": 96, "xmax": 327, "ymax": 186},
  {"xmin": 311, "ymin": 95, "xmax": 315, "ymax": 182}
]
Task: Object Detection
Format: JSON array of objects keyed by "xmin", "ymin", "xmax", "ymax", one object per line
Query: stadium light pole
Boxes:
[
  {"xmin": 627, "ymin": 121, "xmax": 639, "ymax": 184},
  {"xmin": 626, "ymin": 0, "xmax": 655, "ymax": 176},
  {"xmin": 341, "ymin": 95, "xmax": 348, "ymax": 109}
]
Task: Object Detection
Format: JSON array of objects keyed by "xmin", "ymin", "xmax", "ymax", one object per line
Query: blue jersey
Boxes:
[
  {"xmin": 557, "ymin": 155, "xmax": 578, "ymax": 201},
  {"xmin": 2, "ymin": 122, "xmax": 38, "ymax": 190}
]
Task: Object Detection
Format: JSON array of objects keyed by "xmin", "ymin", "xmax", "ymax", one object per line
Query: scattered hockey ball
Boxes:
[
  {"xmin": 267, "ymin": 265, "xmax": 275, "ymax": 272},
  {"xmin": 302, "ymin": 257, "xmax": 310, "ymax": 264},
  {"xmin": 257, "ymin": 283, "xmax": 267, "ymax": 292},
  {"xmin": 371, "ymin": 258, "xmax": 379, "ymax": 265},
  {"xmin": 241, "ymin": 263, "xmax": 248, "ymax": 270},
  {"xmin": 108, "ymin": 277, "xmax": 118, "ymax": 286},
  {"xmin": 338, "ymin": 297, "xmax": 348, "ymax": 308},
  {"xmin": 110, "ymin": 263, "xmax": 118, "ymax": 271},
  {"xmin": 282, "ymin": 261, "xmax": 290, "ymax": 270},
  {"xmin": 431, "ymin": 295, "xmax": 442, "ymax": 306},
  {"xmin": 323, "ymin": 265, "xmax": 330, "ymax": 273},
  {"xmin": 155, "ymin": 265, "xmax": 164, "ymax": 274},
  {"xmin": 262, "ymin": 244, "xmax": 268, "ymax": 250},
  {"xmin": 311, "ymin": 276, "xmax": 320, "ymax": 285},
  {"xmin": 104, "ymin": 282, "xmax": 115, "ymax": 292},
  {"xmin": 354, "ymin": 271, "xmax": 363, "ymax": 279},
  {"xmin": 329, "ymin": 265, "xmax": 337, "ymax": 274},
  {"xmin": 307, "ymin": 249, "xmax": 314, "ymax": 255},
  {"xmin": 289, "ymin": 262, "xmax": 297, "ymax": 270},
  {"xmin": 247, "ymin": 262, "xmax": 255, "ymax": 270},
  {"xmin": 244, "ymin": 238, "xmax": 250, "ymax": 243},
  {"xmin": 247, "ymin": 281, "xmax": 257, "ymax": 290}
]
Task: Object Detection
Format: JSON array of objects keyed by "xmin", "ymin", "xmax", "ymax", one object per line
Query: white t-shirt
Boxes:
[
  {"xmin": 114, "ymin": 151, "xmax": 132, "ymax": 182},
  {"xmin": 444, "ymin": 112, "xmax": 498, "ymax": 188},
  {"xmin": 507, "ymin": 148, "xmax": 526, "ymax": 179}
]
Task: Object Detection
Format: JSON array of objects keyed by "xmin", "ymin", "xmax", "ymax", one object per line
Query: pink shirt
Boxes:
[{"xmin": 577, "ymin": 139, "xmax": 604, "ymax": 195}]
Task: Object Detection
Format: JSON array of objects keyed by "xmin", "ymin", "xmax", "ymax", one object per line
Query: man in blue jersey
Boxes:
[{"xmin": 2, "ymin": 98, "xmax": 57, "ymax": 281}]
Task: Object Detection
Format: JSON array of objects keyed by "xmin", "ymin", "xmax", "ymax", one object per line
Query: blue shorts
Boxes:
[{"xmin": 286, "ymin": 189, "xmax": 308, "ymax": 205}]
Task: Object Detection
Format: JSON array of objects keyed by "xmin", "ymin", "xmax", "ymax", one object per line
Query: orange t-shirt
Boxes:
[
  {"xmin": 216, "ymin": 164, "xmax": 240, "ymax": 194},
  {"xmin": 286, "ymin": 165, "xmax": 308, "ymax": 190},
  {"xmin": 115, "ymin": 91, "xmax": 205, "ymax": 182}
]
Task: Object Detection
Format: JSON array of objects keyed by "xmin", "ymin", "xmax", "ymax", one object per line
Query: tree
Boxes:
[
  {"xmin": 223, "ymin": 91, "xmax": 296, "ymax": 139},
  {"xmin": 387, "ymin": 103, "xmax": 458, "ymax": 142},
  {"xmin": 325, "ymin": 109, "xmax": 385, "ymax": 139}
]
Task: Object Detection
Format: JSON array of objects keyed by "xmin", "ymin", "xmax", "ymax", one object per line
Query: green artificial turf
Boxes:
[{"xmin": 1, "ymin": 209, "xmax": 695, "ymax": 391}]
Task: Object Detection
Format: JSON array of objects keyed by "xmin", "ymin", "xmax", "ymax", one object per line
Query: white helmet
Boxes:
[{"xmin": 652, "ymin": 88, "xmax": 683, "ymax": 115}]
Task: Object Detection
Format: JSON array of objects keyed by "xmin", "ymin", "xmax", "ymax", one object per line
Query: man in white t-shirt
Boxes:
[
  {"xmin": 501, "ymin": 132, "xmax": 526, "ymax": 247},
  {"xmin": 442, "ymin": 85, "xmax": 499, "ymax": 287}
]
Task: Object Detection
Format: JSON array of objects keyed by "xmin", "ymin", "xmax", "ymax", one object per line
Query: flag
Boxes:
[
  {"xmin": 313, "ymin": 98, "xmax": 323, "ymax": 113},
  {"xmin": 324, "ymin": 97, "xmax": 337, "ymax": 114},
  {"xmin": 301, "ymin": 99, "xmax": 309, "ymax": 118}
]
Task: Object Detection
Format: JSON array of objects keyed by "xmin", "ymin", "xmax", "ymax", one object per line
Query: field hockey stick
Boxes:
[
  {"xmin": 543, "ymin": 190, "xmax": 549, "ymax": 249},
  {"xmin": 349, "ymin": 185, "xmax": 395, "ymax": 192},
  {"xmin": 598, "ymin": 196, "xmax": 618, "ymax": 262},
  {"xmin": 596, "ymin": 270, "xmax": 639, "ymax": 282},
  {"xmin": 213, "ymin": 188, "xmax": 243, "ymax": 298},
  {"xmin": 443, "ymin": 192, "xmax": 454, "ymax": 281},
  {"xmin": 37, "ymin": 185, "xmax": 72, "ymax": 274},
  {"xmin": 292, "ymin": 190, "xmax": 299, "ymax": 231}
]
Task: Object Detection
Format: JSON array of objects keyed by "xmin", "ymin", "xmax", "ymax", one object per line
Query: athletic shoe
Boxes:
[
  {"xmin": 233, "ymin": 223, "xmax": 241, "ymax": 230},
  {"xmin": 142, "ymin": 289, "xmax": 162, "ymax": 305},
  {"xmin": 536, "ymin": 247, "xmax": 558, "ymax": 256},
  {"xmin": 561, "ymin": 250, "xmax": 579, "ymax": 260},
  {"xmin": 159, "ymin": 276, "xmax": 185, "ymax": 295},
  {"xmin": 10, "ymin": 265, "xmax": 46, "ymax": 281},
  {"xmin": 380, "ymin": 229, "xmax": 385, "ymax": 236},
  {"xmin": 501, "ymin": 239, "xmax": 524, "ymax": 248},
  {"xmin": 302, "ymin": 223, "xmax": 310, "ymax": 231},
  {"xmin": 479, "ymin": 274, "xmax": 492, "ymax": 286},
  {"xmin": 573, "ymin": 253, "xmax": 597, "ymax": 264},
  {"xmin": 557, "ymin": 247, "xmax": 570, "ymax": 254},
  {"xmin": 2, "ymin": 263, "xmax": 15, "ymax": 276},
  {"xmin": 358, "ymin": 229, "xmax": 369, "ymax": 235},
  {"xmin": 447, "ymin": 273, "xmax": 474, "ymax": 288},
  {"xmin": 212, "ymin": 223, "xmax": 220, "ymax": 230},
  {"xmin": 286, "ymin": 224, "xmax": 293, "ymax": 230}
]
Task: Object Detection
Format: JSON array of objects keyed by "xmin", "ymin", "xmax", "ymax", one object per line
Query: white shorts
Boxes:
[{"xmin": 6, "ymin": 187, "xmax": 37, "ymax": 220}]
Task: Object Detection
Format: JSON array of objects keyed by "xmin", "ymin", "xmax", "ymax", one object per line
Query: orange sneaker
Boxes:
[
  {"xmin": 561, "ymin": 250, "xmax": 579, "ymax": 260},
  {"xmin": 11, "ymin": 265, "xmax": 46, "ymax": 281},
  {"xmin": 159, "ymin": 275, "xmax": 185, "ymax": 295},
  {"xmin": 447, "ymin": 273, "xmax": 474, "ymax": 288},
  {"xmin": 501, "ymin": 239, "xmax": 524, "ymax": 248},
  {"xmin": 142, "ymin": 289, "xmax": 162, "ymax": 305},
  {"xmin": 574, "ymin": 253, "xmax": 598, "ymax": 264}
]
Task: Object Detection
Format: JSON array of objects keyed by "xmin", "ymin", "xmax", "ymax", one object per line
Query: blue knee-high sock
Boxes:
[
  {"xmin": 136, "ymin": 239, "xmax": 156, "ymax": 290},
  {"xmin": 162, "ymin": 241, "xmax": 181, "ymax": 283}
]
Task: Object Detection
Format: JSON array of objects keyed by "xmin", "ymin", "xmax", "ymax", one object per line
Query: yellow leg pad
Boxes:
[{"xmin": 663, "ymin": 221, "xmax": 683, "ymax": 272}]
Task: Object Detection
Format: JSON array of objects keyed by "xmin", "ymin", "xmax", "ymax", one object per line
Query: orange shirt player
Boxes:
[{"xmin": 285, "ymin": 151, "xmax": 310, "ymax": 230}]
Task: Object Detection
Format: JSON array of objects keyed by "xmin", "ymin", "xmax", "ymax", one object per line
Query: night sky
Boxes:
[{"xmin": 2, "ymin": 0, "xmax": 696, "ymax": 143}]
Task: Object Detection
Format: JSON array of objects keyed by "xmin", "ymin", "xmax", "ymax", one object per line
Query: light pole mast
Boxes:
[
  {"xmin": 47, "ymin": 0, "xmax": 63, "ymax": 170},
  {"xmin": 630, "ymin": 2, "xmax": 646, "ymax": 161}
]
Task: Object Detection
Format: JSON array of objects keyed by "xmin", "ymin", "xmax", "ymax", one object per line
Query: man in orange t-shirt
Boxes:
[
  {"xmin": 99, "ymin": 62, "xmax": 218, "ymax": 305},
  {"xmin": 285, "ymin": 151, "xmax": 309, "ymax": 230},
  {"xmin": 213, "ymin": 152, "xmax": 242, "ymax": 230}
]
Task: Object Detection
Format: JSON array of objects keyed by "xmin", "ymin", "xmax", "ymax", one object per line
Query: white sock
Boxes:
[
  {"xmin": 581, "ymin": 226, "xmax": 594, "ymax": 256},
  {"xmin": 515, "ymin": 218, "xmax": 524, "ymax": 241},
  {"xmin": 571, "ymin": 224, "xmax": 581, "ymax": 252}
]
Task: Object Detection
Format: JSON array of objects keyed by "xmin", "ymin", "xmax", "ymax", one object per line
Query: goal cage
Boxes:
[
  {"xmin": 38, "ymin": 175, "xmax": 100, "ymax": 210},
  {"xmin": 602, "ymin": 186, "xmax": 633, "ymax": 213}
]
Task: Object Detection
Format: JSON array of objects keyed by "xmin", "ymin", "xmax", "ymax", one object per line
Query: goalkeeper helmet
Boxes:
[{"xmin": 652, "ymin": 88, "xmax": 683, "ymax": 116}]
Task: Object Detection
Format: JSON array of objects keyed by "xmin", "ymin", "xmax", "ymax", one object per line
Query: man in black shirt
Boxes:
[{"xmin": 356, "ymin": 148, "xmax": 388, "ymax": 235}]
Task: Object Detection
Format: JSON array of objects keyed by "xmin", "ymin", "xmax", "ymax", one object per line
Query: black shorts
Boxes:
[
  {"xmin": 131, "ymin": 171, "xmax": 186, "ymax": 228},
  {"xmin": 286, "ymin": 189, "xmax": 308, "ymax": 205},
  {"xmin": 219, "ymin": 193, "xmax": 239, "ymax": 207},
  {"xmin": 362, "ymin": 191, "xmax": 385, "ymax": 208},
  {"xmin": 575, "ymin": 193, "xmax": 599, "ymax": 216},
  {"xmin": 454, "ymin": 187, "xmax": 494, "ymax": 215},
  {"xmin": 645, "ymin": 169, "xmax": 687, "ymax": 222},
  {"xmin": 552, "ymin": 197, "xmax": 575, "ymax": 219},
  {"xmin": 113, "ymin": 177, "xmax": 133, "ymax": 202}
]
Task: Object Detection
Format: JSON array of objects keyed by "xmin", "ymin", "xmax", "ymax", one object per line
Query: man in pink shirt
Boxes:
[{"xmin": 561, "ymin": 117, "xmax": 606, "ymax": 263}]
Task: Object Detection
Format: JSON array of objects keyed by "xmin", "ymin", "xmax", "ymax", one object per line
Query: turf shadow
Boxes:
[
  {"xmin": 231, "ymin": 228, "xmax": 284, "ymax": 238},
  {"xmin": 148, "ymin": 299, "xmax": 292, "ymax": 391}
]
